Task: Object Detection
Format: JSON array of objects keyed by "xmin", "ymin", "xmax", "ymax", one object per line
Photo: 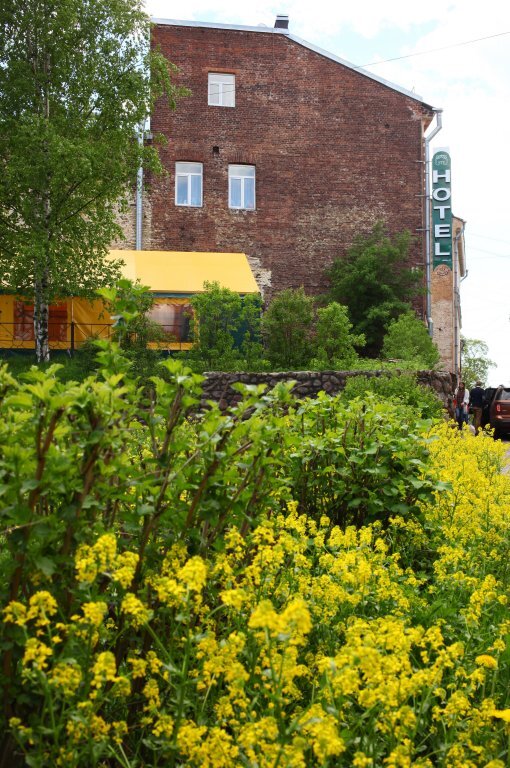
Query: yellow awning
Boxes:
[{"xmin": 108, "ymin": 250, "xmax": 259, "ymax": 295}]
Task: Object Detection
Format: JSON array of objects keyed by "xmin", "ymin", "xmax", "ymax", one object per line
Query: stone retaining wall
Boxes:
[{"xmin": 200, "ymin": 370, "xmax": 456, "ymax": 411}]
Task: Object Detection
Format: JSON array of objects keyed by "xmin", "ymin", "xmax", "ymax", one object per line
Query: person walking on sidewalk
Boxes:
[
  {"xmin": 455, "ymin": 381, "xmax": 469, "ymax": 430},
  {"xmin": 469, "ymin": 381, "xmax": 485, "ymax": 435}
]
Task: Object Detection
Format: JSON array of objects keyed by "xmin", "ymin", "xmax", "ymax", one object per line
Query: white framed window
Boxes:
[
  {"xmin": 175, "ymin": 162, "xmax": 202, "ymax": 207},
  {"xmin": 208, "ymin": 73, "xmax": 235, "ymax": 107},
  {"xmin": 229, "ymin": 165, "xmax": 255, "ymax": 210}
]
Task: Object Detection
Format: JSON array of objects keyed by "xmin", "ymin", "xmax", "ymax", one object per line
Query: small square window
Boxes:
[
  {"xmin": 208, "ymin": 73, "xmax": 235, "ymax": 107},
  {"xmin": 229, "ymin": 165, "xmax": 255, "ymax": 210},
  {"xmin": 175, "ymin": 162, "xmax": 202, "ymax": 207}
]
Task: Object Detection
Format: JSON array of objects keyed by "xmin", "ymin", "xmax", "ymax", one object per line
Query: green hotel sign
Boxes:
[{"xmin": 432, "ymin": 150, "xmax": 452, "ymax": 269}]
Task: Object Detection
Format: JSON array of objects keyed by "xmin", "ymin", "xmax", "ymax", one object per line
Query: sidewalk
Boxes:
[{"xmin": 504, "ymin": 443, "xmax": 510, "ymax": 474}]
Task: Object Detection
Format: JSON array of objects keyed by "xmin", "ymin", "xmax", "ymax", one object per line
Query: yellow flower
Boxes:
[
  {"xmin": 152, "ymin": 714, "xmax": 174, "ymax": 738},
  {"xmin": 179, "ymin": 556, "xmax": 208, "ymax": 592},
  {"xmin": 81, "ymin": 601, "xmax": 108, "ymax": 627},
  {"xmin": 475, "ymin": 654, "xmax": 498, "ymax": 669},
  {"xmin": 3, "ymin": 601, "xmax": 28, "ymax": 626},
  {"xmin": 353, "ymin": 752, "xmax": 373, "ymax": 767},
  {"xmin": 26, "ymin": 591, "xmax": 58, "ymax": 626},
  {"xmin": 112, "ymin": 551, "xmax": 139, "ymax": 588},
  {"xmin": 220, "ymin": 588, "xmax": 247, "ymax": 610},
  {"xmin": 492, "ymin": 709, "xmax": 510, "ymax": 722},
  {"xmin": 49, "ymin": 662, "xmax": 82, "ymax": 696},
  {"xmin": 143, "ymin": 679, "xmax": 161, "ymax": 711},
  {"xmin": 91, "ymin": 651, "xmax": 117, "ymax": 688},
  {"xmin": 128, "ymin": 655, "xmax": 147, "ymax": 679},
  {"xmin": 22, "ymin": 638, "xmax": 52, "ymax": 670},
  {"xmin": 121, "ymin": 593, "xmax": 151, "ymax": 627},
  {"xmin": 299, "ymin": 704, "xmax": 345, "ymax": 761}
]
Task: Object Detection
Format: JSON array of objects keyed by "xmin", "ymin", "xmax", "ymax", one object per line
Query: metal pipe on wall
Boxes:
[{"xmin": 135, "ymin": 127, "xmax": 144, "ymax": 251}]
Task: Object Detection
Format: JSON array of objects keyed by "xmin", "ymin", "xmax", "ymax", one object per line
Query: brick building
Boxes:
[
  {"xmin": 131, "ymin": 17, "xmax": 435, "ymax": 300},
  {"xmin": 116, "ymin": 16, "xmax": 465, "ymax": 372}
]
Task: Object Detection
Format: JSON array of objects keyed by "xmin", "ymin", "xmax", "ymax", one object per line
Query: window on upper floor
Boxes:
[
  {"xmin": 175, "ymin": 162, "xmax": 202, "ymax": 207},
  {"xmin": 208, "ymin": 73, "xmax": 235, "ymax": 107},
  {"xmin": 229, "ymin": 165, "xmax": 255, "ymax": 210}
]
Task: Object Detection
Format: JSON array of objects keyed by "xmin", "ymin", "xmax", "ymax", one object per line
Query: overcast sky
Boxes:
[{"xmin": 146, "ymin": 0, "xmax": 510, "ymax": 385}]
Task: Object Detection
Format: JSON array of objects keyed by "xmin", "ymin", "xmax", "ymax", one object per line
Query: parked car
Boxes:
[
  {"xmin": 489, "ymin": 386, "xmax": 510, "ymax": 438},
  {"xmin": 482, "ymin": 387, "xmax": 497, "ymax": 428}
]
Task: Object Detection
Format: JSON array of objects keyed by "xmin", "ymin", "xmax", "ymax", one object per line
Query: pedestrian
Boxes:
[
  {"xmin": 469, "ymin": 380, "xmax": 485, "ymax": 435},
  {"xmin": 454, "ymin": 381, "xmax": 469, "ymax": 430}
]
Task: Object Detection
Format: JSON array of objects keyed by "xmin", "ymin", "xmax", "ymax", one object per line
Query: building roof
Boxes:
[
  {"xmin": 152, "ymin": 17, "xmax": 433, "ymax": 107},
  {"xmin": 108, "ymin": 250, "xmax": 260, "ymax": 295}
]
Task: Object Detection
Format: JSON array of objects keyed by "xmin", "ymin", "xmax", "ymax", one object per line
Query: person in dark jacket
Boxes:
[{"xmin": 469, "ymin": 381, "xmax": 485, "ymax": 435}]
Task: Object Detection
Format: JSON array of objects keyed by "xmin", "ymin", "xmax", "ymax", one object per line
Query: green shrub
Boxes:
[
  {"xmin": 186, "ymin": 282, "xmax": 267, "ymax": 372},
  {"xmin": 287, "ymin": 391, "xmax": 440, "ymax": 528},
  {"xmin": 325, "ymin": 222, "xmax": 423, "ymax": 356},
  {"xmin": 261, "ymin": 287, "xmax": 314, "ymax": 369},
  {"xmin": 381, "ymin": 311, "xmax": 440, "ymax": 368},
  {"xmin": 310, "ymin": 301, "xmax": 365, "ymax": 369},
  {"xmin": 341, "ymin": 372, "xmax": 444, "ymax": 420},
  {"xmin": 3, "ymin": 354, "xmax": 510, "ymax": 768}
]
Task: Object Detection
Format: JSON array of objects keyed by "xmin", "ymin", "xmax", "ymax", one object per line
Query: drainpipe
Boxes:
[
  {"xmin": 424, "ymin": 108, "xmax": 443, "ymax": 336},
  {"xmin": 135, "ymin": 126, "xmax": 144, "ymax": 250},
  {"xmin": 452, "ymin": 228, "xmax": 461, "ymax": 376}
]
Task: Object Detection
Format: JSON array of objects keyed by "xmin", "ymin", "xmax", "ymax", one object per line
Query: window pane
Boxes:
[
  {"xmin": 176, "ymin": 175, "xmax": 188, "ymax": 205},
  {"xmin": 222, "ymin": 82, "xmax": 235, "ymax": 107},
  {"xmin": 176, "ymin": 162, "xmax": 201, "ymax": 174},
  {"xmin": 209, "ymin": 73, "xmax": 235, "ymax": 107},
  {"xmin": 230, "ymin": 177, "xmax": 242, "ymax": 208},
  {"xmin": 230, "ymin": 165, "xmax": 254, "ymax": 178},
  {"xmin": 190, "ymin": 174, "xmax": 202, "ymax": 207},
  {"xmin": 244, "ymin": 178, "xmax": 255, "ymax": 209},
  {"xmin": 208, "ymin": 82, "xmax": 220, "ymax": 105}
]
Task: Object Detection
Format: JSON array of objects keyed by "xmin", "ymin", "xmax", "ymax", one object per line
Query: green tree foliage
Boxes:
[
  {"xmin": 0, "ymin": 0, "xmax": 186, "ymax": 362},
  {"xmin": 325, "ymin": 222, "xmax": 423, "ymax": 356},
  {"xmin": 460, "ymin": 337, "xmax": 495, "ymax": 388},
  {"xmin": 311, "ymin": 302, "xmax": 365, "ymax": 369},
  {"xmin": 261, "ymin": 287, "xmax": 314, "ymax": 369},
  {"xmin": 382, "ymin": 312, "xmax": 440, "ymax": 369},
  {"xmin": 97, "ymin": 279, "xmax": 164, "ymax": 380},
  {"xmin": 188, "ymin": 281, "xmax": 265, "ymax": 371}
]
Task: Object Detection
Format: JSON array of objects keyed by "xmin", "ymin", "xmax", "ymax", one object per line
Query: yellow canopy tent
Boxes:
[{"xmin": 0, "ymin": 251, "xmax": 259, "ymax": 351}]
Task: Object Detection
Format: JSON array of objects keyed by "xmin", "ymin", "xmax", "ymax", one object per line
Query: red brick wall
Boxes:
[{"xmin": 149, "ymin": 24, "xmax": 434, "ymax": 304}]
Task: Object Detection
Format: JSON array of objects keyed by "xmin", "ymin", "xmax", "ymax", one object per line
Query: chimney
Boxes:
[{"xmin": 274, "ymin": 14, "xmax": 289, "ymax": 29}]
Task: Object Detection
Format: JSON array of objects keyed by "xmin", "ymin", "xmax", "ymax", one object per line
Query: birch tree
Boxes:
[{"xmin": 0, "ymin": 0, "xmax": 183, "ymax": 361}]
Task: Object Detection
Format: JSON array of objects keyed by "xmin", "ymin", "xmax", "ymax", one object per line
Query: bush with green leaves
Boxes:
[
  {"xmin": 3, "ymin": 376, "xmax": 510, "ymax": 768},
  {"xmin": 261, "ymin": 287, "xmax": 314, "ymax": 369},
  {"xmin": 382, "ymin": 311, "xmax": 440, "ymax": 369},
  {"xmin": 310, "ymin": 301, "xmax": 365, "ymax": 369},
  {"xmin": 98, "ymin": 279, "xmax": 164, "ymax": 381},
  {"xmin": 286, "ymin": 391, "xmax": 442, "ymax": 529},
  {"xmin": 341, "ymin": 372, "xmax": 445, "ymax": 420},
  {"xmin": 187, "ymin": 281, "xmax": 266, "ymax": 372},
  {"xmin": 325, "ymin": 222, "xmax": 423, "ymax": 356}
]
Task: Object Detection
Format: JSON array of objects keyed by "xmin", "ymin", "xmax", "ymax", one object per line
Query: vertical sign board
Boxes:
[{"xmin": 432, "ymin": 150, "xmax": 452, "ymax": 269}]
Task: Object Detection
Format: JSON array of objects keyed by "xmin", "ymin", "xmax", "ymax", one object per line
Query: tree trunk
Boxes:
[
  {"xmin": 34, "ymin": 277, "xmax": 50, "ymax": 363},
  {"xmin": 34, "ymin": 48, "xmax": 51, "ymax": 365}
]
